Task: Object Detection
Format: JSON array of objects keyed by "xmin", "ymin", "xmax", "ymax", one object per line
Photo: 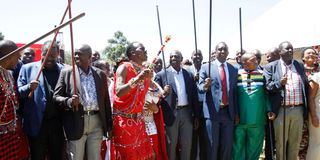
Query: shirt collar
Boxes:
[
  {"xmin": 280, "ymin": 59, "xmax": 293, "ymax": 68},
  {"xmin": 215, "ymin": 59, "xmax": 227, "ymax": 67},
  {"xmin": 79, "ymin": 66, "xmax": 92, "ymax": 76},
  {"xmin": 170, "ymin": 66, "xmax": 181, "ymax": 74}
]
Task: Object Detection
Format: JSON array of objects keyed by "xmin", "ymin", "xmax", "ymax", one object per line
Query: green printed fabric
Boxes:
[{"xmin": 236, "ymin": 69, "xmax": 271, "ymax": 125}]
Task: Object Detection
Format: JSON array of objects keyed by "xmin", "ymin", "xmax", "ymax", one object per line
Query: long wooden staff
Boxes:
[
  {"xmin": 282, "ymin": 67, "xmax": 288, "ymax": 160},
  {"xmin": 208, "ymin": 0, "xmax": 213, "ymax": 77},
  {"xmin": 268, "ymin": 119, "xmax": 275, "ymax": 159},
  {"xmin": 27, "ymin": 12, "xmax": 85, "ymax": 98},
  {"xmin": 192, "ymin": 0, "xmax": 198, "ymax": 54},
  {"xmin": 67, "ymin": 0, "xmax": 77, "ymax": 95},
  {"xmin": 28, "ymin": 2, "xmax": 72, "ymax": 99},
  {"xmin": 1, "ymin": 13, "xmax": 85, "ymax": 62},
  {"xmin": 239, "ymin": 8, "xmax": 243, "ymax": 55},
  {"xmin": 156, "ymin": 4, "xmax": 168, "ymax": 83}
]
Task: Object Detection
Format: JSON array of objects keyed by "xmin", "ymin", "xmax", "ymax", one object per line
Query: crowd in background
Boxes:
[{"xmin": 0, "ymin": 39, "xmax": 320, "ymax": 160}]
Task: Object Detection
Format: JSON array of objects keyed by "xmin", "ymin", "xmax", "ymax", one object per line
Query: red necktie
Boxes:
[{"xmin": 220, "ymin": 63, "xmax": 228, "ymax": 105}]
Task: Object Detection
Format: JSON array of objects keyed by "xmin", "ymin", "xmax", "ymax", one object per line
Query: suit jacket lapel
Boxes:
[
  {"xmin": 293, "ymin": 60, "xmax": 302, "ymax": 76},
  {"xmin": 92, "ymin": 68, "xmax": 102, "ymax": 109},
  {"xmin": 227, "ymin": 63, "xmax": 233, "ymax": 93},
  {"xmin": 74, "ymin": 65, "xmax": 82, "ymax": 96},
  {"xmin": 276, "ymin": 60, "xmax": 283, "ymax": 77},
  {"xmin": 211, "ymin": 62, "xmax": 221, "ymax": 112},
  {"xmin": 293, "ymin": 60, "xmax": 306, "ymax": 94},
  {"xmin": 36, "ymin": 62, "xmax": 46, "ymax": 96},
  {"xmin": 182, "ymin": 69, "xmax": 189, "ymax": 94},
  {"xmin": 168, "ymin": 69, "xmax": 177, "ymax": 94}
]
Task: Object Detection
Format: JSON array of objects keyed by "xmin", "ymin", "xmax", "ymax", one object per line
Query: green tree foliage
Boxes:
[
  {"xmin": 103, "ymin": 31, "xmax": 129, "ymax": 65},
  {"xmin": 0, "ymin": 32, "xmax": 4, "ymax": 41}
]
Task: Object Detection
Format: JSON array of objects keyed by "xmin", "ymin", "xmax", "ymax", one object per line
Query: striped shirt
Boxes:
[{"xmin": 236, "ymin": 69, "xmax": 271, "ymax": 125}]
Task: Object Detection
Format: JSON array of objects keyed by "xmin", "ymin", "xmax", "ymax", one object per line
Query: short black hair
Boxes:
[
  {"xmin": 0, "ymin": 40, "xmax": 18, "ymax": 59},
  {"xmin": 215, "ymin": 42, "xmax": 228, "ymax": 51},
  {"xmin": 93, "ymin": 59, "xmax": 108, "ymax": 69},
  {"xmin": 278, "ymin": 41, "xmax": 291, "ymax": 50},
  {"xmin": 41, "ymin": 40, "xmax": 59, "ymax": 56},
  {"xmin": 126, "ymin": 42, "xmax": 140, "ymax": 58}
]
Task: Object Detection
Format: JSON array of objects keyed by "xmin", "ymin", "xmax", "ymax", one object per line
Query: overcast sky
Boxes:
[{"xmin": 1, "ymin": 0, "xmax": 281, "ymax": 61}]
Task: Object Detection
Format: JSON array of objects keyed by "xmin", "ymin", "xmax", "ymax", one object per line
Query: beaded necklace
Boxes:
[
  {"xmin": 130, "ymin": 60, "xmax": 144, "ymax": 74},
  {"xmin": 0, "ymin": 66, "xmax": 18, "ymax": 134}
]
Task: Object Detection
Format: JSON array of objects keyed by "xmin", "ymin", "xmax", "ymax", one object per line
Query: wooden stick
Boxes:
[
  {"xmin": 192, "ymin": 0, "xmax": 198, "ymax": 54},
  {"xmin": 67, "ymin": 0, "xmax": 77, "ymax": 95},
  {"xmin": 208, "ymin": 0, "xmax": 213, "ymax": 77},
  {"xmin": 239, "ymin": 8, "xmax": 243, "ymax": 55},
  {"xmin": 156, "ymin": 4, "xmax": 168, "ymax": 83},
  {"xmin": 27, "ymin": 12, "xmax": 84, "ymax": 98},
  {"xmin": 1, "ymin": 12, "xmax": 85, "ymax": 62}
]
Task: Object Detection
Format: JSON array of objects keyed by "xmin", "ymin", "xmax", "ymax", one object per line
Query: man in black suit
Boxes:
[
  {"xmin": 53, "ymin": 44, "xmax": 112, "ymax": 160},
  {"xmin": 155, "ymin": 50, "xmax": 200, "ymax": 160},
  {"xmin": 264, "ymin": 41, "xmax": 308, "ymax": 160}
]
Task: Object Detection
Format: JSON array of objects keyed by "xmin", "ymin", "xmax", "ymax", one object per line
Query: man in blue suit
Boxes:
[
  {"xmin": 155, "ymin": 50, "xmax": 200, "ymax": 160},
  {"xmin": 198, "ymin": 42, "xmax": 238, "ymax": 160},
  {"xmin": 18, "ymin": 41, "xmax": 64, "ymax": 160}
]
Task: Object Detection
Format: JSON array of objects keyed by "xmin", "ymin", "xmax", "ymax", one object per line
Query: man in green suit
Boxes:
[{"xmin": 232, "ymin": 52, "xmax": 275, "ymax": 160}]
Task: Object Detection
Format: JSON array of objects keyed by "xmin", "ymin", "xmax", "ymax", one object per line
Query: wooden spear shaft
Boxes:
[
  {"xmin": 1, "ymin": 12, "xmax": 85, "ymax": 62},
  {"xmin": 67, "ymin": 0, "xmax": 77, "ymax": 95},
  {"xmin": 208, "ymin": 0, "xmax": 213, "ymax": 77}
]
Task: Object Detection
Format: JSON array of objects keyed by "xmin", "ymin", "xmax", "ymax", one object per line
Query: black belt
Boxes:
[
  {"xmin": 176, "ymin": 105, "xmax": 189, "ymax": 110},
  {"xmin": 83, "ymin": 110, "xmax": 99, "ymax": 116},
  {"xmin": 283, "ymin": 104, "xmax": 303, "ymax": 108},
  {"xmin": 220, "ymin": 105, "xmax": 229, "ymax": 109}
]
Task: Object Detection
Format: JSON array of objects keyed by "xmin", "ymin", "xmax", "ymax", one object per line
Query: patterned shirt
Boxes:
[
  {"xmin": 280, "ymin": 60, "xmax": 303, "ymax": 105},
  {"xmin": 79, "ymin": 67, "xmax": 99, "ymax": 111},
  {"xmin": 237, "ymin": 69, "xmax": 271, "ymax": 125}
]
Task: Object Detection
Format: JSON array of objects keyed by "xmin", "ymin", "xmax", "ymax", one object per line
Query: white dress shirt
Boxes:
[
  {"xmin": 170, "ymin": 66, "xmax": 189, "ymax": 106},
  {"xmin": 215, "ymin": 60, "xmax": 230, "ymax": 93}
]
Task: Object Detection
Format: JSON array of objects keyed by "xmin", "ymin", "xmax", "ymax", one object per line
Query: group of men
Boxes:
[
  {"xmin": 158, "ymin": 41, "xmax": 306, "ymax": 160},
  {"xmin": 14, "ymin": 41, "xmax": 112, "ymax": 160},
  {"xmin": 0, "ymin": 38, "xmax": 308, "ymax": 160}
]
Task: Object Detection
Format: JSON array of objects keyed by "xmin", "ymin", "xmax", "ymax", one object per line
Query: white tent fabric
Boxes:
[{"xmin": 227, "ymin": 0, "xmax": 320, "ymax": 57}]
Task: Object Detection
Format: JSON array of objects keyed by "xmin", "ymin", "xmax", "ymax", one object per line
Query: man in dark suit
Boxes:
[
  {"xmin": 187, "ymin": 49, "xmax": 207, "ymax": 160},
  {"xmin": 18, "ymin": 41, "xmax": 64, "ymax": 160},
  {"xmin": 264, "ymin": 41, "xmax": 308, "ymax": 160},
  {"xmin": 53, "ymin": 44, "xmax": 112, "ymax": 160},
  {"xmin": 155, "ymin": 50, "xmax": 200, "ymax": 160},
  {"xmin": 198, "ymin": 42, "xmax": 238, "ymax": 160}
]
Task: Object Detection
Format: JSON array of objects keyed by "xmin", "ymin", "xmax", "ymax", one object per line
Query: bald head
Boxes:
[
  {"xmin": 266, "ymin": 47, "xmax": 280, "ymax": 63},
  {"xmin": 241, "ymin": 52, "xmax": 258, "ymax": 71},
  {"xmin": 75, "ymin": 44, "xmax": 92, "ymax": 56},
  {"xmin": 251, "ymin": 49, "xmax": 262, "ymax": 65},
  {"xmin": 169, "ymin": 50, "xmax": 183, "ymax": 71}
]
